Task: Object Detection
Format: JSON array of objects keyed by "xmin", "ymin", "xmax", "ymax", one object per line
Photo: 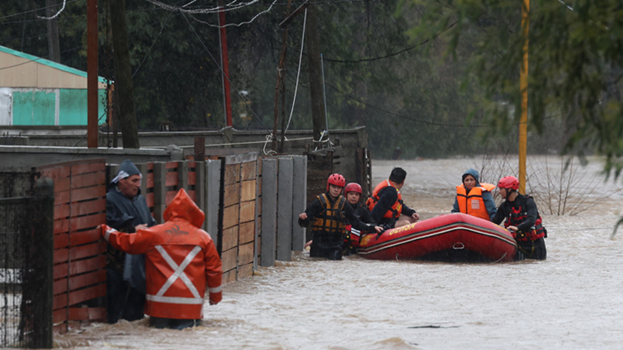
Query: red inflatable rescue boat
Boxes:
[{"xmin": 356, "ymin": 213, "xmax": 516, "ymax": 262}]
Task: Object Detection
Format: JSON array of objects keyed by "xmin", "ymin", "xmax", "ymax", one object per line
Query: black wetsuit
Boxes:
[
  {"xmin": 370, "ymin": 186, "xmax": 416, "ymax": 229},
  {"xmin": 299, "ymin": 193, "xmax": 377, "ymax": 260},
  {"xmin": 344, "ymin": 202, "xmax": 374, "ymax": 254},
  {"xmin": 492, "ymin": 194, "xmax": 547, "ymax": 260}
]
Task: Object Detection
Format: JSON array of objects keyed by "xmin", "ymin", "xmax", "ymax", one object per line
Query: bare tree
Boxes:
[{"xmin": 109, "ymin": 0, "xmax": 140, "ymax": 148}]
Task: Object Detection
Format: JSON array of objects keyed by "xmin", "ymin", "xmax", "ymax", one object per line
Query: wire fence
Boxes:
[{"xmin": 0, "ymin": 176, "xmax": 53, "ymax": 348}]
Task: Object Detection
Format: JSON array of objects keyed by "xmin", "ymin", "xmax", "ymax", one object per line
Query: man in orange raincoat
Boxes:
[{"xmin": 100, "ymin": 189, "xmax": 223, "ymax": 330}]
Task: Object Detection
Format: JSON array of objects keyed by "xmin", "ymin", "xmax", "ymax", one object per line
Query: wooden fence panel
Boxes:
[{"xmin": 39, "ymin": 159, "xmax": 108, "ymax": 334}]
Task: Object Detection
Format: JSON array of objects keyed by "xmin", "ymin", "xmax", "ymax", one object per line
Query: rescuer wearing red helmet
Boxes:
[
  {"xmin": 343, "ymin": 182, "xmax": 374, "ymax": 254},
  {"xmin": 491, "ymin": 176, "xmax": 547, "ymax": 260},
  {"xmin": 299, "ymin": 174, "xmax": 382, "ymax": 260},
  {"xmin": 367, "ymin": 167, "xmax": 419, "ymax": 229}
]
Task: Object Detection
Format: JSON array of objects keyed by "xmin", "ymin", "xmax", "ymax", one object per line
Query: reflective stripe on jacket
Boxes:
[
  {"xmin": 312, "ymin": 193, "xmax": 346, "ymax": 236},
  {"xmin": 366, "ymin": 180, "xmax": 402, "ymax": 219},
  {"xmin": 101, "ymin": 189, "xmax": 222, "ymax": 319},
  {"xmin": 456, "ymin": 183, "xmax": 495, "ymax": 221}
]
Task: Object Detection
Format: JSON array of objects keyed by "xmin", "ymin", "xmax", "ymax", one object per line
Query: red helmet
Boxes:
[
  {"xmin": 498, "ymin": 176, "xmax": 519, "ymax": 190},
  {"xmin": 344, "ymin": 182, "xmax": 362, "ymax": 194},
  {"xmin": 327, "ymin": 173, "xmax": 346, "ymax": 191}
]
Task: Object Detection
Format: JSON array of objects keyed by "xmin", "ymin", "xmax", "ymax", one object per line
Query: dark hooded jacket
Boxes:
[{"xmin": 106, "ymin": 161, "xmax": 157, "ymax": 294}]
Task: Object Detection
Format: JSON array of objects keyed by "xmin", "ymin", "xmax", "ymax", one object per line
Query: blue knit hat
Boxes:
[{"xmin": 111, "ymin": 159, "xmax": 142, "ymax": 183}]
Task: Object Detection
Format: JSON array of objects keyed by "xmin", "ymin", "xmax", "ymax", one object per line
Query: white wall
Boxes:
[{"xmin": 0, "ymin": 88, "xmax": 12, "ymax": 125}]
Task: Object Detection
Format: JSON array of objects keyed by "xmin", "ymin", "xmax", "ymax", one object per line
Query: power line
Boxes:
[
  {"xmin": 132, "ymin": 11, "xmax": 175, "ymax": 78},
  {"xmin": 0, "ymin": 0, "xmax": 80, "ymax": 21},
  {"xmin": 143, "ymin": 0, "xmax": 261, "ymax": 14},
  {"xmin": 325, "ymin": 20, "xmax": 458, "ymax": 64},
  {"xmin": 181, "ymin": 12, "xmax": 271, "ymax": 133},
  {"xmin": 187, "ymin": 0, "xmax": 278, "ymax": 28},
  {"xmin": 326, "ymin": 81, "xmax": 489, "ymax": 128},
  {"xmin": 35, "ymin": 0, "xmax": 67, "ymax": 20},
  {"xmin": 0, "ymin": 45, "xmax": 82, "ymax": 71}
]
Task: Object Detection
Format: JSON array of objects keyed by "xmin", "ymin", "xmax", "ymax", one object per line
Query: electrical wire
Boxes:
[
  {"xmin": 324, "ymin": 20, "xmax": 458, "ymax": 64},
  {"xmin": 0, "ymin": 0, "xmax": 80, "ymax": 21},
  {"xmin": 325, "ymin": 81, "xmax": 490, "ymax": 128},
  {"xmin": 284, "ymin": 8, "xmax": 307, "ymax": 133},
  {"xmin": 132, "ymin": 11, "xmax": 175, "ymax": 78},
  {"xmin": 187, "ymin": 0, "xmax": 279, "ymax": 28},
  {"xmin": 35, "ymin": 0, "xmax": 67, "ymax": 20},
  {"xmin": 144, "ymin": 0, "xmax": 260, "ymax": 14},
  {"xmin": 0, "ymin": 45, "xmax": 82, "ymax": 71},
  {"xmin": 181, "ymin": 12, "xmax": 271, "ymax": 133}
]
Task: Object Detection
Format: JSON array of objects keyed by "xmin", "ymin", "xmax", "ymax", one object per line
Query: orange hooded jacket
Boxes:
[{"xmin": 100, "ymin": 189, "xmax": 222, "ymax": 320}]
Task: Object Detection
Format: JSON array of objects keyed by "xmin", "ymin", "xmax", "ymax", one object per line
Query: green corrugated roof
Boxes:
[{"xmin": 0, "ymin": 45, "xmax": 107, "ymax": 84}]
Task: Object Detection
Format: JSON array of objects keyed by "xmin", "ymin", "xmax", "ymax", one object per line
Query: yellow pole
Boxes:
[{"xmin": 518, "ymin": 0, "xmax": 530, "ymax": 194}]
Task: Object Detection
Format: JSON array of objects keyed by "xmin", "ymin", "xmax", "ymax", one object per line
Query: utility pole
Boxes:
[
  {"xmin": 87, "ymin": 0, "xmax": 98, "ymax": 148},
  {"xmin": 218, "ymin": 0, "xmax": 233, "ymax": 127},
  {"xmin": 518, "ymin": 0, "xmax": 530, "ymax": 193},
  {"xmin": 273, "ymin": 0, "xmax": 294, "ymax": 152},
  {"xmin": 305, "ymin": 1, "xmax": 324, "ymax": 146}
]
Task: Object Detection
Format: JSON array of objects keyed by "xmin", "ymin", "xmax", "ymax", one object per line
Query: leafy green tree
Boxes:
[{"xmin": 400, "ymin": 0, "xmax": 623, "ymax": 171}]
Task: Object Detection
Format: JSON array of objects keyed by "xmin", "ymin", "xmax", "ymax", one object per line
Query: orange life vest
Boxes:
[
  {"xmin": 366, "ymin": 180, "xmax": 402, "ymax": 219},
  {"xmin": 456, "ymin": 183, "xmax": 495, "ymax": 221}
]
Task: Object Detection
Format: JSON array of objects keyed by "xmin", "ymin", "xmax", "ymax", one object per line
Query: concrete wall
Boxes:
[
  {"xmin": 0, "ymin": 127, "xmax": 371, "ymax": 203},
  {"xmin": 0, "ymin": 145, "xmax": 184, "ymax": 170}
]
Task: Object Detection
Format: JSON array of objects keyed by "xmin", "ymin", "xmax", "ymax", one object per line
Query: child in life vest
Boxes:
[
  {"xmin": 491, "ymin": 176, "xmax": 547, "ymax": 260},
  {"xmin": 299, "ymin": 174, "xmax": 382, "ymax": 260}
]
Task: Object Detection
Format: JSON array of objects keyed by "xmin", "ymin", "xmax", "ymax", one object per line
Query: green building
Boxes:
[{"xmin": 0, "ymin": 45, "xmax": 107, "ymax": 126}]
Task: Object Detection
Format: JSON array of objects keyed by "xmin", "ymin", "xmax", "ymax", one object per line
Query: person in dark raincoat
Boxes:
[{"xmin": 106, "ymin": 159, "xmax": 157, "ymax": 323}]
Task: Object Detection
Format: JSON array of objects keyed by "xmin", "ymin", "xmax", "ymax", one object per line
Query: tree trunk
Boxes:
[
  {"xmin": 305, "ymin": 1, "xmax": 324, "ymax": 145},
  {"xmin": 45, "ymin": 0, "xmax": 61, "ymax": 63},
  {"xmin": 109, "ymin": 0, "xmax": 140, "ymax": 148}
]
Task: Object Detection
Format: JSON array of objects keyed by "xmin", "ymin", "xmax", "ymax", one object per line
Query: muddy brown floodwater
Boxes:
[{"xmin": 56, "ymin": 157, "xmax": 623, "ymax": 350}]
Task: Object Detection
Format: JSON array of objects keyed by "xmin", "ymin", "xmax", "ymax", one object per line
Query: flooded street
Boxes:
[{"xmin": 57, "ymin": 158, "xmax": 623, "ymax": 349}]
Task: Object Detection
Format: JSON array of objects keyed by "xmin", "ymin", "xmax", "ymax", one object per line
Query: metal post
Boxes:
[
  {"xmin": 277, "ymin": 157, "xmax": 293, "ymax": 260},
  {"xmin": 34, "ymin": 177, "xmax": 54, "ymax": 348},
  {"xmin": 518, "ymin": 0, "xmax": 530, "ymax": 193},
  {"xmin": 321, "ymin": 53, "xmax": 329, "ymax": 134},
  {"xmin": 87, "ymin": 0, "xmax": 99, "ymax": 148},
  {"xmin": 261, "ymin": 158, "xmax": 278, "ymax": 266},
  {"xmin": 291, "ymin": 156, "xmax": 307, "ymax": 251}
]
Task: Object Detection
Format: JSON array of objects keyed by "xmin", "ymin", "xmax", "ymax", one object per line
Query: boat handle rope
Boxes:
[
  {"xmin": 492, "ymin": 252, "xmax": 508, "ymax": 263},
  {"xmin": 452, "ymin": 242, "xmax": 465, "ymax": 250}
]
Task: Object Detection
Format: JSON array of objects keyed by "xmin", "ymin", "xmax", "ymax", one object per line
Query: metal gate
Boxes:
[{"xmin": 0, "ymin": 178, "xmax": 54, "ymax": 348}]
